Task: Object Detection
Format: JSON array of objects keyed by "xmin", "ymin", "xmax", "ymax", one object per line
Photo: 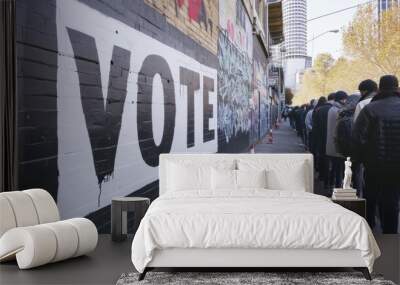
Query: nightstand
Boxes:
[
  {"xmin": 331, "ymin": 198, "xmax": 366, "ymax": 218},
  {"xmin": 111, "ymin": 197, "xmax": 150, "ymax": 242}
]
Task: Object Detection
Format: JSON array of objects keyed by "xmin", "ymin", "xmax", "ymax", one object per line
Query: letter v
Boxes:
[{"xmin": 67, "ymin": 28, "xmax": 130, "ymax": 205}]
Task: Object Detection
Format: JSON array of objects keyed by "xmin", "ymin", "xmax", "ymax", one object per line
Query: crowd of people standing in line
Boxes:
[{"xmin": 282, "ymin": 75, "xmax": 400, "ymax": 234}]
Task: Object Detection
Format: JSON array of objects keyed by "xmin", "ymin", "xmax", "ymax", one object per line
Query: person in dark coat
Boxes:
[
  {"xmin": 352, "ymin": 75, "xmax": 400, "ymax": 233},
  {"xmin": 312, "ymin": 93, "xmax": 335, "ymax": 188},
  {"xmin": 354, "ymin": 79, "xmax": 378, "ymax": 121},
  {"xmin": 311, "ymin": 97, "xmax": 327, "ymax": 173},
  {"xmin": 288, "ymin": 107, "xmax": 297, "ymax": 129},
  {"xmin": 305, "ymin": 99, "xmax": 316, "ymax": 151},
  {"xmin": 326, "ymin": 91, "xmax": 348, "ymax": 189},
  {"xmin": 294, "ymin": 106, "xmax": 303, "ymax": 137},
  {"xmin": 298, "ymin": 104, "xmax": 308, "ymax": 144}
]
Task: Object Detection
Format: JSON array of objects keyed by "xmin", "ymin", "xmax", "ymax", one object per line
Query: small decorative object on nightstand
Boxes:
[
  {"xmin": 332, "ymin": 158, "xmax": 366, "ymax": 217},
  {"xmin": 111, "ymin": 197, "xmax": 150, "ymax": 242},
  {"xmin": 332, "ymin": 157, "xmax": 358, "ymax": 200},
  {"xmin": 332, "ymin": 198, "xmax": 366, "ymax": 218},
  {"xmin": 342, "ymin": 157, "xmax": 353, "ymax": 190}
]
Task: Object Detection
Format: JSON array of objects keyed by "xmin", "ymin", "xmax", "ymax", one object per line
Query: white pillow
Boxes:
[
  {"xmin": 266, "ymin": 166, "xmax": 306, "ymax": 191},
  {"xmin": 167, "ymin": 159, "xmax": 236, "ymax": 192},
  {"xmin": 211, "ymin": 169, "xmax": 267, "ymax": 190},
  {"xmin": 237, "ymin": 159, "xmax": 307, "ymax": 191},
  {"xmin": 211, "ymin": 168, "xmax": 236, "ymax": 190},
  {"xmin": 168, "ymin": 163, "xmax": 210, "ymax": 191},
  {"xmin": 236, "ymin": 169, "xmax": 267, "ymax": 189}
]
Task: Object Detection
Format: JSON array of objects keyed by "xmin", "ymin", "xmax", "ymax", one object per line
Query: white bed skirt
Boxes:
[{"xmin": 148, "ymin": 248, "xmax": 366, "ymax": 268}]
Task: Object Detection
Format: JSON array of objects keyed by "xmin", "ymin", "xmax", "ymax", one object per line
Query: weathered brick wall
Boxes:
[
  {"xmin": 15, "ymin": 0, "xmax": 271, "ymax": 232},
  {"xmin": 145, "ymin": 0, "xmax": 218, "ymax": 54},
  {"xmin": 16, "ymin": 0, "xmax": 59, "ymax": 200}
]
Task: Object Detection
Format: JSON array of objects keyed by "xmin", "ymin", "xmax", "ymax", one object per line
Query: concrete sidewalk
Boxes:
[
  {"xmin": 254, "ymin": 120, "xmax": 306, "ymax": 154},
  {"xmin": 253, "ymin": 120, "xmax": 328, "ymax": 196}
]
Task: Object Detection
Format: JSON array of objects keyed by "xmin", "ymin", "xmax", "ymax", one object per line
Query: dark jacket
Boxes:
[
  {"xmin": 352, "ymin": 91, "xmax": 400, "ymax": 174},
  {"xmin": 312, "ymin": 102, "xmax": 332, "ymax": 155},
  {"xmin": 326, "ymin": 101, "xmax": 344, "ymax": 157},
  {"xmin": 335, "ymin": 95, "xmax": 360, "ymax": 157}
]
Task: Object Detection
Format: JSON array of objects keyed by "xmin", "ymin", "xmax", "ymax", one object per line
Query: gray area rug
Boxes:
[{"xmin": 116, "ymin": 272, "xmax": 396, "ymax": 285}]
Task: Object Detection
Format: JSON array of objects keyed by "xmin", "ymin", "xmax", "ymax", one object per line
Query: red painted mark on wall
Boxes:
[
  {"xmin": 177, "ymin": 0, "xmax": 203, "ymax": 22},
  {"xmin": 226, "ymin": 20, "xmax": 245, "ymax": 48},
  {"xmin": 227, "ymin": 19, "xmax": 235, "ymax": 41},
  {"xmin": 176, "ymin": 0, "xmax": 212, "ymax": 35}
]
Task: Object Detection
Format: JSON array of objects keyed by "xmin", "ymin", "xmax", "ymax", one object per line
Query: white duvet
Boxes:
[{"xmin": 131, "ymin": 190, "xmax": 380, "ymax": 273}]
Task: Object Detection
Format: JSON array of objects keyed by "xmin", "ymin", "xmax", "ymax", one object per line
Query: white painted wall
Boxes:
[{"xmin": 56, "ymin": 0, "xmax": 218, "ymax": 219}]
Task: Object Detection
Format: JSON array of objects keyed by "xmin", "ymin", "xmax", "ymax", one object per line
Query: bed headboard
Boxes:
[{"xmin": 159, "ymin": 153, "xmax": 314, "ymax": 195}]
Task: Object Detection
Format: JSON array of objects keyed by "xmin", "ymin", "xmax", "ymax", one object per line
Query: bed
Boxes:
[{"xmin": 131, "ymin": 154, "xmax": 380, "ymax": 280}]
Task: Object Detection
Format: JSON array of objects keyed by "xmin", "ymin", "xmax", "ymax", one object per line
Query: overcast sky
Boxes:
[{"xmin": 307, "ymin": 0, "xmax": 370, "ymax": 59}]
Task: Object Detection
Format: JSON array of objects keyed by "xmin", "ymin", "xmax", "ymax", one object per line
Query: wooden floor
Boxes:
[{"xmin": 0, "ymin": 235, "xmax": 399, "ymax": 285}]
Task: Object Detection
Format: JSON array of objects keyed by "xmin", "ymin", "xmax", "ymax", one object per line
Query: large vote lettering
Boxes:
[{"xmin": 56, "ymin": 0, "xmax": 217, "ymax": 218}]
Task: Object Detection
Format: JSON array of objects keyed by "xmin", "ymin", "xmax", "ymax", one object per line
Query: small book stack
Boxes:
[{"xmin": 332, "ymin": 188, "xmax": 357, "ymax": 200}]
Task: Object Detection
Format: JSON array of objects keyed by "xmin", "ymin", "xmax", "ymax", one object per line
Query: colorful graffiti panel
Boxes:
[
  {"xmin": 253, "ymin": 38, "xmax": 270, "ymax": 141},
  {"xmin": 217, "ymin": 32, "xmax": 252, "ymax": 147}
]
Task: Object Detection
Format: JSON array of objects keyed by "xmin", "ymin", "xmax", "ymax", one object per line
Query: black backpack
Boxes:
[{"xmin": 335, "ymin": 109, "xmax": 354, "ymax": 157}]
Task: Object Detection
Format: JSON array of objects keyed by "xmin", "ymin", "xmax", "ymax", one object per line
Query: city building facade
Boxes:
[
  {"xmin": 267, "ymin": 0, "xmax": 286, "ymax": 121},
  {"xmin": 281, "ymin": 0, "xmax": 308, "ymax": 92}
]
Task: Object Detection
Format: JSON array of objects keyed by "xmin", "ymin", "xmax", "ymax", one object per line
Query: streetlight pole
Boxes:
[
  {"xmin": 307, "ymin": 29, "xmax": 340, "ymax": 43},
  {"xmin": 308, "ymin": 29, "xmax": 339, "ymax": 59}
]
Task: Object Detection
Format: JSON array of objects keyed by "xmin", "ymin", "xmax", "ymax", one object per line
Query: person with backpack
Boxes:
[
  {"xmin": 326, "ymin": 91, "xmax": 348, "ymax": 189},
  {"xmin": 334, "ymin": 94, "xmax": 362, "ymax": 194},
  {"xmin": 335, "ymin": 94, "xmax": 360, "ymax": 156}
]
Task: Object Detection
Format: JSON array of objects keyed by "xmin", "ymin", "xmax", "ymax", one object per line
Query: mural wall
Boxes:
[
  {"xmin": 16, "ymin": 0, "xmax": 272, "ymax": 231},
  {"xmin": 217, "ymin": 0, "xmax": 254, "ymax": 152},
  {"xmin": 253, "ymin": 38, "xmax": 270, "ymax": 142}
]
